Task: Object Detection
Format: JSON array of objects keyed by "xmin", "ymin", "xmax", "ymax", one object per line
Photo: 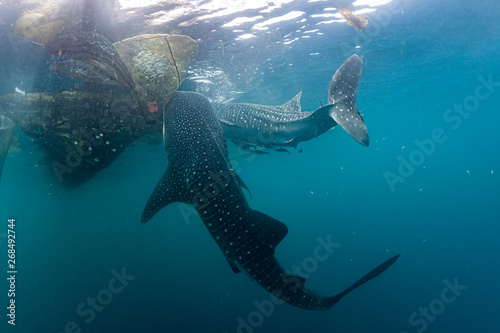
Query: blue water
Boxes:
[{"xmin": 1, "ymin": 0, "xmax": 499, "ymax": 332}]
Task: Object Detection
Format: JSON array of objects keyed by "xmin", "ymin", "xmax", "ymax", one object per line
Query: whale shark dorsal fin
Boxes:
[
  {"xmin": 141, "ymin": 165, "xmax": 191, "ymax": 224},
  {"xmin": 249, "ymin": 210, "xmax": 288, "ymax": 253},
  {"xmin": 282, "ymin": 91, "xmax": 302, "ymax": 112}
]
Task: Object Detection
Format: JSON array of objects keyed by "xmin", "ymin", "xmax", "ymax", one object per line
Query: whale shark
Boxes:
[
  {"xmin": 213, "ymin": 54, "xmax": 369, "ymax": 148},
  {"xmin": 141, "ymin": 91, "xmax": 399, "ymax": 310}
]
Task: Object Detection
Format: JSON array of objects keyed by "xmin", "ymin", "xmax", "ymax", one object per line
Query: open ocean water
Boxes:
[{"xmin": 0, "ymin": 0, "xmax": 499, "ymax": 332}]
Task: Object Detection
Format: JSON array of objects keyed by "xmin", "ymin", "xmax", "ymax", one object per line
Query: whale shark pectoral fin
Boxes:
[
  {"xmin": 141, "ymin": 165, "xmax": 190, "ymax": 224},
  {"xmin": 249, "ymin": 210, "xmax": 288, "ymax": 254},
  {"xmin": 231, "ymin": 169, "xmax": 252, "ymax": 198}
]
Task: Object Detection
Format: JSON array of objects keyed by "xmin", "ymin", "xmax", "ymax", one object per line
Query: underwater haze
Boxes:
[{"xmin": 1, "ymin": 0, "xmax": 499, "ymax": 332}]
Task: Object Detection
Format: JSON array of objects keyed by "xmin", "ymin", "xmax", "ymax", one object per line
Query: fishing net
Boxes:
[
  {"xmin": 113, "ymin": 34, "xmax": 198, "ymax": 113},
  {"xmin": 0, "ymin": 91, "xmax": 157, "ymax": 189}
]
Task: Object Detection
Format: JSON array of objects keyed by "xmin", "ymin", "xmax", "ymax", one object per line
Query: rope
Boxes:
[{"xmin": 164, "ymin": 36, "xmax": 181, "ymax": 85}]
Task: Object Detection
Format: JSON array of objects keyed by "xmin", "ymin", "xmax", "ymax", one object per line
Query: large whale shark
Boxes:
[
  {"xmin": 213, "ymin": 54, "xmax": 369, "ymax": 148},
  {"xmin": 142, "ymin": 91, "xmax": 399, "ymax": 310}
]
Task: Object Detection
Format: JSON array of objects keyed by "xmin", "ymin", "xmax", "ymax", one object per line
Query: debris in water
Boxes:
[{"xmin": 338, "ymin": 7, "xmax": 368, "ymax": 31}]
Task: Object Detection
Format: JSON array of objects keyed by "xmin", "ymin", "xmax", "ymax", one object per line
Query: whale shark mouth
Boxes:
[{"xmin": 328, "ymin": 54, "xmax": 369, "ymax": 147}]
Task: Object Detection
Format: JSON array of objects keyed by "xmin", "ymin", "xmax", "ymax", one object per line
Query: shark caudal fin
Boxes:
[
  {"xmin": 328, "ymin": 54, "xmax": 369, "ymax": 146},
  {"xmin": 324, "ymin": 254, "xmax": 400, "ymax": 308}
]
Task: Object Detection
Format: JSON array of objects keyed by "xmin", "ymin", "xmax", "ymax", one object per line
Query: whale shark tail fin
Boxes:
[
  {"xmin": 324, "ymin": 254, "xmax": 400, "ymax": 308},
  {"xmin": 328, "ymin": 54, "xmax": 369, "ymax": 146}
]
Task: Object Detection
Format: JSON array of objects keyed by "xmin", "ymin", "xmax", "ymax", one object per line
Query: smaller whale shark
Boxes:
[
  {"xmin": 213, "ymin": 54, "xmax": 368, "ymax": 148},
  {"xmin": 142, "ymin": 91, "xmax": 399, "ymax": 310}
]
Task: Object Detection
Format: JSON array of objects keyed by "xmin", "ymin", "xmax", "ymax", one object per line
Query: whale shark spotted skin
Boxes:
[
  {"xmin": 213, "ymin": 54, "xmax": 369, "ymax": 148},
  {"xmin": 142, "ymin": 91, "xmax": 399, "ymax": 310}
]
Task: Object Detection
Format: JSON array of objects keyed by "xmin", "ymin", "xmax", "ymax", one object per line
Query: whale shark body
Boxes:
[
  {"xmin": 142, "ymin": 91, "xmax": 399, "ymax": 310},
  {"xmin": 213, "ymin": 54, "xmax": 369, "ymax": 148}
]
